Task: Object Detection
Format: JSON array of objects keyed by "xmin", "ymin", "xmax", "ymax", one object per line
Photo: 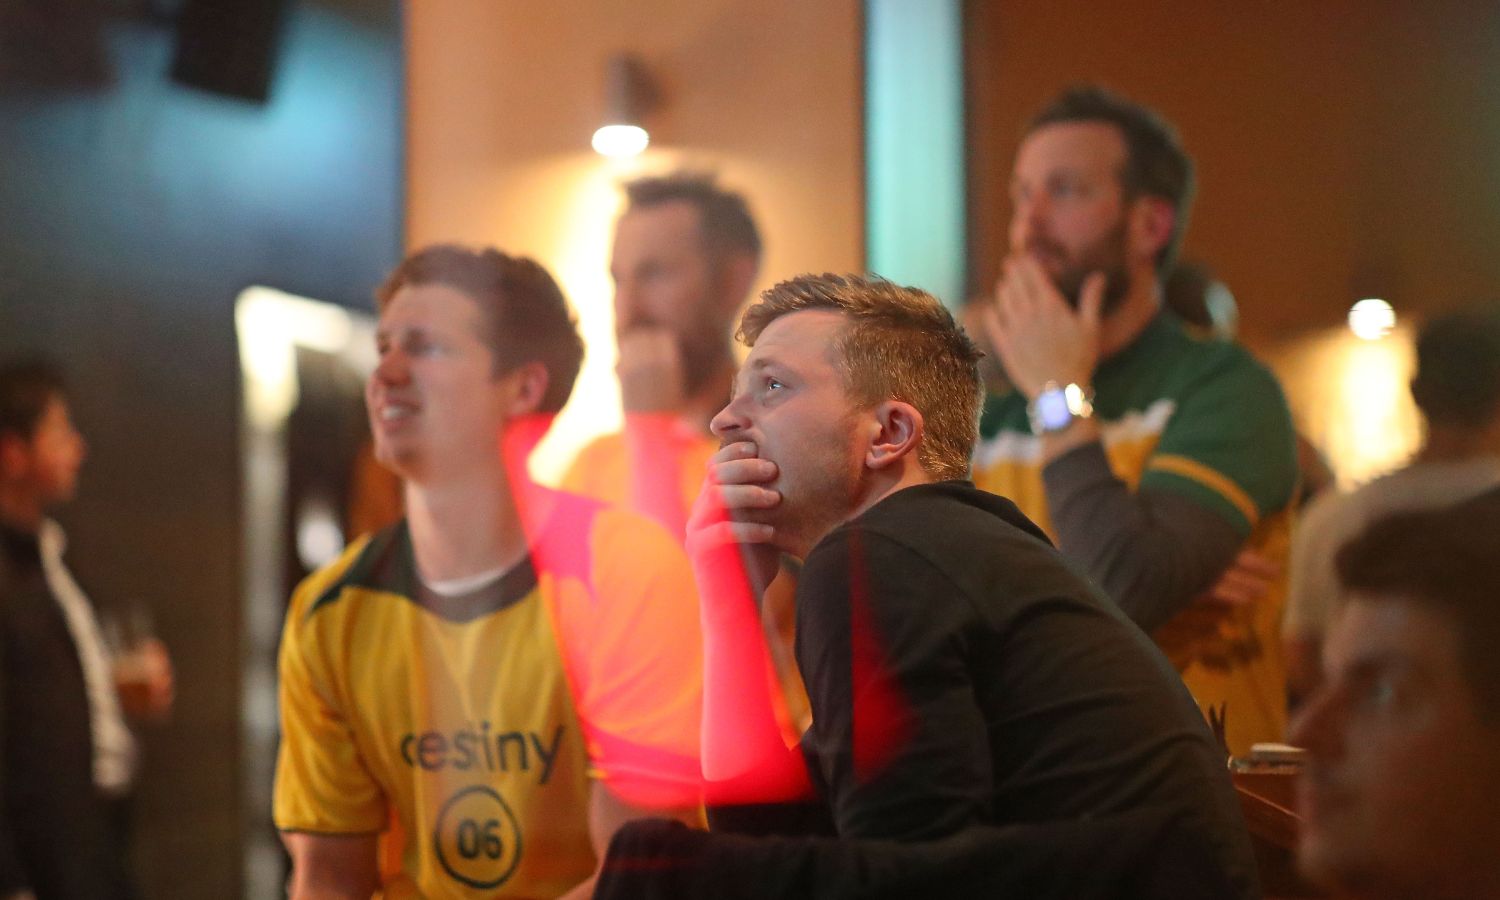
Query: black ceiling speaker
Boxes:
[
  {"xmin": 0, "ymin": 0, "xmax": 113, "ymax": 90},
  {"xmin": 170, "ymin": 0, "xmax": 288, "ymax": 103}
]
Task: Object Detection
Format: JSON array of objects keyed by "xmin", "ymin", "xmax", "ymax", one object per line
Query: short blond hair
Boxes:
[{"xmin": 739, "ymin": 274, "xmax": 982, "ymax": 481}]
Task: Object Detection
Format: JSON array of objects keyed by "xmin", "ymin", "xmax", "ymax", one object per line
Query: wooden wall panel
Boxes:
[{"xmin": 965, "ymin": 1, "xmax": 1500, "ymax": 350}]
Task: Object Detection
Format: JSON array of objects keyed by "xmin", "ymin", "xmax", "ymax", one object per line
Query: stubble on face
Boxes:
[
  {"xmin": 1010, "ymin": 121, "xmax": 1142, "ymax": 315},
  {"xmin": 723, "ymin": 311, "xmax": 873, "ymax": 557},
  {"xmin": 612, "ymin": 204, "xmax": 733, "ymax": 394},
  {"xmin": 675, "ymin": 281, "xmax": 735, "ymax": 394},
  {"xmin": 764, "ymin": 406, "xmax": 865, "ymax": 556},
  {"xmin": 1028, "ymin": 217, "xmax": 1133, "ymax": 314}
]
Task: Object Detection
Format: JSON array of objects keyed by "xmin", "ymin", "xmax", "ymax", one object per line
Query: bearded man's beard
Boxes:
[
  {"xmin": 677, "ymin": 324, "xmax": 730, "ymax": 395},
  {"xmin": 1033, "ymin": 220, "xmax": 1134, "ymax": 315}
]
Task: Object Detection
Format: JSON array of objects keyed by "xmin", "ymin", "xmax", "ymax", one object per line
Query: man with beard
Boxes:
[
  {"xmin": 592, "ymin": 274, "xmax": 1258, "ymax": 899},
  {"xmin": 974, "ymin": 86, "xmax": 1299, "ymax": 756},
  {"xmin": 562, "ymin": 173, "xmax": 761, "ymax": 540},
  {"xmin": 561, "ymin": 175, "xmax": 815, "ymax": 747}
]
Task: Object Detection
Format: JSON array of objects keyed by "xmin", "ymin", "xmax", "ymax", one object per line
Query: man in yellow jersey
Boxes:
[
  {"xmin": 562, "ymin": 172, "xmax": 760, "ymax": 538},
  {"xmin": 975, "ymin": 86, "xmax": 1299, "ymax": 756},
  {"xmin": 274, "ymin": 246, "xmax": 704, "ymax": 899}
]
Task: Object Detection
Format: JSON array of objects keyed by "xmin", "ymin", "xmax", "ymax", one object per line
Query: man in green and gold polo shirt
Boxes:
[{"xmin": 976, "ymin": 86, "xmax": 1299, "ymax": 756}]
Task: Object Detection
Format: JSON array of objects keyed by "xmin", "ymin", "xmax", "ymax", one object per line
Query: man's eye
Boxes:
[
  {"xmin": 408, "ymin": 336, "xmax": 442, "ymax": 356},
  {"xmin": 1360, "ymin": 674, "xmax": 1399, "ymax": 711},
  {"xmin": 766, "ymin": 377, "xmax": 784, "ymax": 391}
]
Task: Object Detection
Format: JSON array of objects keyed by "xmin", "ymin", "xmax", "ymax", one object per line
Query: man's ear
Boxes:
[
  {"xmin": 717, "ymin": 252, "xmax": 760, "ymax": 315},
  {"xmin": 1129, "ymin": 195, "xmax": 1175, "ymax": 267},
  {"xmin": 0, "ymin": 434, "xmax": 28, "ymax": 482},
  {"xmin": 503, "ymin": 362, "xmax": 551, "ymax": 417},
  {"xmin": 864, "ymin": 400, "xmax": 924, "ymax": 470}
]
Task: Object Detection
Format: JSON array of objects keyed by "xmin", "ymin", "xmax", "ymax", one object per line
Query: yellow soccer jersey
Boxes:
[{"xmin": 274, "ymin": 492, "xmax": 703, "ymax": 898}]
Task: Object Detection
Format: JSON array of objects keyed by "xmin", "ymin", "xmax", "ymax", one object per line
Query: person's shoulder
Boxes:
[
  {"xmin": 532, "ymin": 486, "xmax": 687, "ymax": 586},
  {"xmin": 574, "ymin": 430, "xmax": 626, "ymax": 460},
  {"xmin": 806, "ymin": 483, "xmax": 1101, "ymax": 623},
  {"xmin": 818, "ymin": 482, "xmax": 1051, "ymax": 573},
  {"xmin": 1188, "ymin": 334, "xmax": 1286, "ymax": 405},
  {"xmin": 1142, "ymin": 326, "xmax": 1294, "ymax": 458},
  {"xmin": 288, "ymin": 523, "xmax": 404, "ymax": 623},
  {"xmin": 866, "ymin": 480, "xmax": 1042, "ymax": 528},
  {"xmin": 1345, "ymin": 458, "xmax": 1500, "ymax": 522},
  {"xmin": 1142, "ymin": 317, "xmax": 1278, "ymax": 391},
  {"xmin": 558, "ymin": 431, "xmax": 627, "ymax": 494},
  {"xmin": 570, "ymin": 432, "xmax": 629, "ymax": 475}
]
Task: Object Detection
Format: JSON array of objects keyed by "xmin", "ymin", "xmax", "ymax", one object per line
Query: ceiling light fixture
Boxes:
[{"xmin": 592, "ymin": 54, "xmax": 657, "ymax": 158}]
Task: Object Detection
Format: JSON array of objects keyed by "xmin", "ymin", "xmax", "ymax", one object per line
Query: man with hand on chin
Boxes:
[
  {"xmin": 563, "ymin": 173, "xmax": 761, "ymax": 539},
  {"xmin": 596, "ymin": 274, "xmax": 1257, "ymax": 899},
  {"xmin": 563, "ymin": 174, "xmax": 815, "ymax": 745},
  {"xmin": 975, "ymin": 86, "xmax": 1299, "ymax": 756}
]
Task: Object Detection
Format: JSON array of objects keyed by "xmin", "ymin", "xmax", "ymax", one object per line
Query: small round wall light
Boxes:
[{"xmin": 1348, "ymin": 298, "xmax": 1396, "ymax": 341}]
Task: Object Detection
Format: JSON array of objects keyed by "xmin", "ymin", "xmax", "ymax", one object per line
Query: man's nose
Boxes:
[
  {"xmin": 373, "ymin": 348, "xmax": 410, "ymax": 385},
  {"xmin": 1287, "ymin": 685, "xmax": 1341, "ymax": 759},
  {"xmin": 1010, "ymin": 197, "xmax": 1044, "ymax": 250},
  {"xmin": 709, "ymin": 397, "xmax": 746, "ymax": 440}
]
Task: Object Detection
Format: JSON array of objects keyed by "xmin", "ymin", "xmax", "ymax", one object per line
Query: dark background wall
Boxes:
[
  {"xmin": 0, "ymin": 0, "xmax": 402, "ymax": 895},
  {"xmin": 965, "ymin": 0, "xmax": 1500, "ymax": 352}
]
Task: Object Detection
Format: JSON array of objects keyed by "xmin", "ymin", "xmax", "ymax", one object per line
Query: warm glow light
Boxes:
[
  {"xmin": 1267, "ymin": 325, "xmax": 1421, "ymax": 488},
  {"xmin": 591, "ymin": 124, "xmax": 649, "ymax": 157},
  {"xmin": 1348, "ymin": 298, "xmax": 1396, "ymax": 340},
  {"xmin": 520, "ymin": 154, "xmax": 638, "ymax": 486}
]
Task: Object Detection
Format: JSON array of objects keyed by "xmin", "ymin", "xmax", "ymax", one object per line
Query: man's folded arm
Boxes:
[{"xmin": 1043, "ymin": 441, "xmax": 1243, "ymax": 631}]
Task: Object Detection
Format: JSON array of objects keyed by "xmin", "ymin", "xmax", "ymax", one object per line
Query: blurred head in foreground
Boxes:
[{"xmin": 1290, "ymin": 487, "xmax": 1500, "ymax": 899}]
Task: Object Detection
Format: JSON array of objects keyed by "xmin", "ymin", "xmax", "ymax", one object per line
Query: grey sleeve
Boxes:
[
  {"xmin": 1042, "ymin": 441, "xmax": 1243, "ymax": 632},
  {"xmin": 1282, "ymin": 491, "xmax": 1345, "ymax": 639}
]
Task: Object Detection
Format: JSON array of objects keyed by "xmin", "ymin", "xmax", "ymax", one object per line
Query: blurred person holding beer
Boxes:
[{"xmin": 0, "ymin": 360, "xmax": 173, "ymax": 900}]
